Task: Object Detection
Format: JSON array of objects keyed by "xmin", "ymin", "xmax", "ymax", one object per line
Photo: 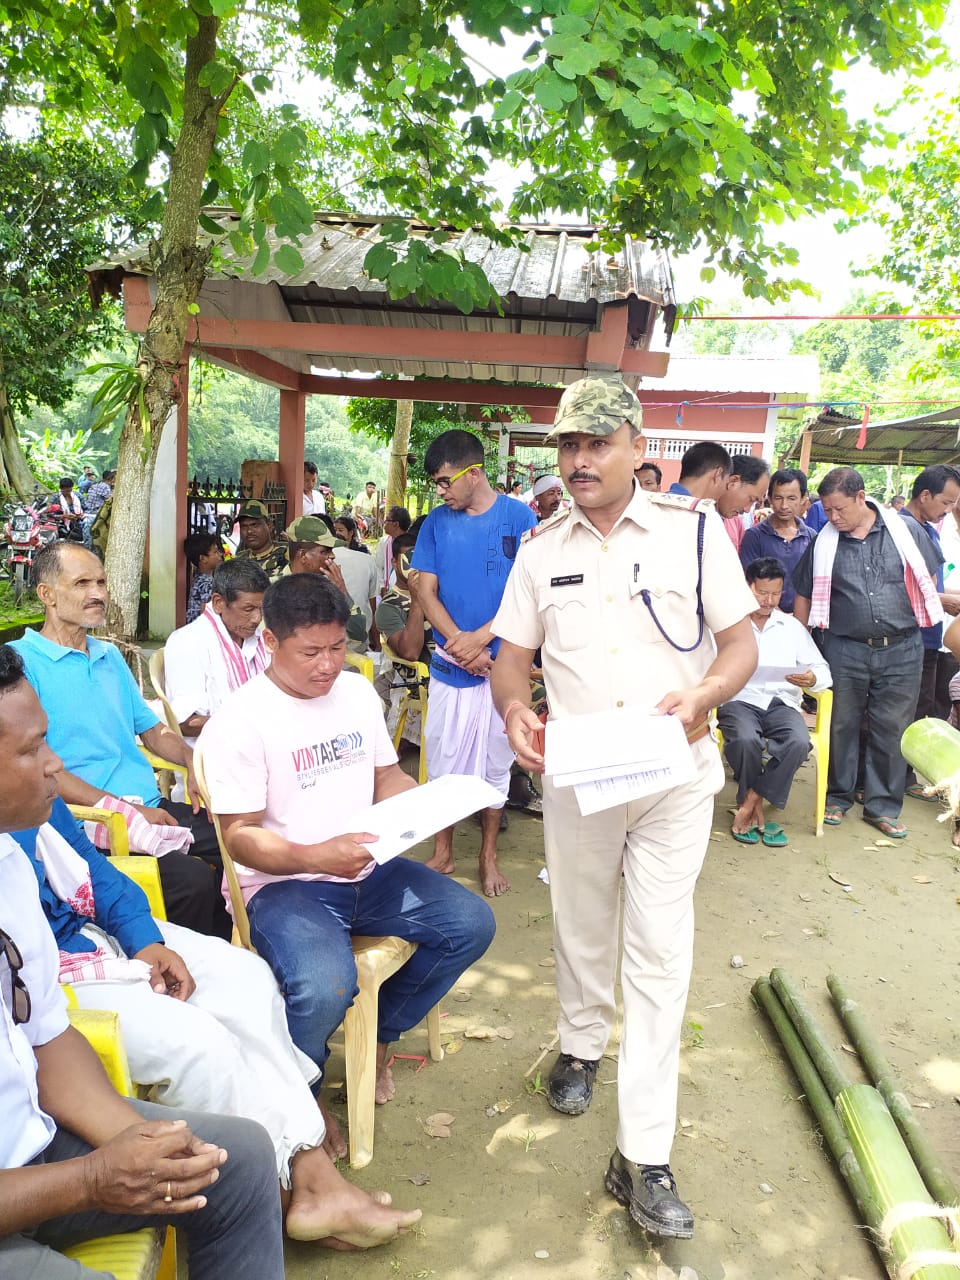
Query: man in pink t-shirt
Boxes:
[{"xmin": 198, "ymin": 575, "xmax": 495, "ymax": 1107}]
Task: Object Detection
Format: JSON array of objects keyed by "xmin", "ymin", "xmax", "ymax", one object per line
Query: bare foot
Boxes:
[
  {"xmin": 285, "ymin": 1146, "xmax": 421, "ymax": 1246},
  {"xmin": 425, "ymin": 852, "xmax": 455, "ymax": 875},
  {"xmin": 479, "ymin": 854, "xmax": 510, "ymax": 897},
  {"xmin": 371, "ymin": 1044, "xmax": 394, "ymax": 1105},
  {"xmin": 318, "ymin": 1098, "xmax": 348, "ymax": 1161}
]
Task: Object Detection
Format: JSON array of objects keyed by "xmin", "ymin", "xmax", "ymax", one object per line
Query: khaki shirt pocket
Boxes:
[
  {"xmin": 537, "ymin": 585, "xmax": 592, "ymax": 653},
  {"xmin": 630, "ymin": 579, "xmax": 704, "ymax": 651}
]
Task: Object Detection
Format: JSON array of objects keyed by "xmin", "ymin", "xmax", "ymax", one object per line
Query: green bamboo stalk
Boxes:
[
  {"xmin": 752, "ymin": 976, "xmax": 881, "ymax": 1225},
  {"xmin": 837, "ymin": 1084, "xmax": 960, "ymax": 1280},
  {"xmin": 828, "ymin": 974, "xmax": 960, "ymax": 1208},
  {"xmin": 901, "ymin": 718, "xmax": 960, "ymax": 787},
  {"xmin": 770, "ymin": 967, "xmax": 851, "ymax": 1100}
]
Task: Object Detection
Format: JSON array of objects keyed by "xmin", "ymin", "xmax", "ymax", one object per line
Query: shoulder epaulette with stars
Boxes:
[
  {"xmin": 647, "ymin": 492, "xmax": 715, "ymax": 514},
  {"xmin": 521, "ymin": 507, "xmax": 572, "ymax": 543}
]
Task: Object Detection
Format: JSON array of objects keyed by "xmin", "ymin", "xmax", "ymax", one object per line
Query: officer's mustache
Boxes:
[{"xmin": 568, "ymin": 470, "xmax": 600, "ymax": 482}]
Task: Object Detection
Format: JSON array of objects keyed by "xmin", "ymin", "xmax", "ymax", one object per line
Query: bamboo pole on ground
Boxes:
[
  {"xmin": 769, "ymin": 967, "xmax": 850, "ymax": 1099},
  {"xmin": 752, "ymin": 976, "xmax": 880, "ymax": 1222},
  {"xmin": 828, "ymin": 974, "xmax": 960, "ymax": 1208},
  {"xmin": 758, "ymin": 970, "xmax": 960, "ymax": 1280}
]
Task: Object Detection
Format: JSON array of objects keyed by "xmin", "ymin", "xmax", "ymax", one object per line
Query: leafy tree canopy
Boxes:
[
  {"xmin": 0, "ymin": 0, "xmax": 947, "ymax": 304},
  {"xmin": 0, "ymin": 133, "xmax": 135, "ymax": 414},
  {"xmin": 858, "ymin": 88, "xmax": 960, "ymax": 371}
]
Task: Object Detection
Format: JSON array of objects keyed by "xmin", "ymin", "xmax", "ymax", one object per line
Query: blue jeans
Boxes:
[
  {"xmin": 4, "ymin": 1100, "xmax": 283, "ymax": 1279},
  {"xmin": 247, "ymin": 859, "xmax": 496, "ymax": 1066}
]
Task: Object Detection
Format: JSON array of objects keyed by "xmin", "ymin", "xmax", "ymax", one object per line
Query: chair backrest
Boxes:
[
  {"xmin": 192, "ymin": 745, "xmax": 256, "ymax": 951},
  {"xmin": 381, "ymin": 643, "xmax": 430, "ymax": 690},
  {"xmin": 343, "ymin": 651, "xmax": 375, "ymax": 682},
  {"xmin": 110, "ymin": 855, "xmax": 167, "ymax": 921},
  {"xmin": 148, "ymin": 647, "xmax": 182, "ymax": 737}
]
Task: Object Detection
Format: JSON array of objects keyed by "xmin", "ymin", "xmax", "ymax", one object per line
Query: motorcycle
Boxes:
[{"xmin": 3, "ymin": 495, "xmax": 59, "ymax": 604}]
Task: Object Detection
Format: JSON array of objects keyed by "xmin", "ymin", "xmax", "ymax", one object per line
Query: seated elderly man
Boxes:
[
  {"xmin": 14, "ymin": 786, "xmax": 421, "ymax": 1248},
  {"xmin": 0, "ymin": 645, "xmax": 287, "ymax": 1279},
  {"xmin": 12, "ymin": 543, "xmax": 230, "ymax": 939},
  {"xmin": 718, "ymin": 557, "xmax": 831, "ymax": 847},
  {"xmin": 198, "ymin": 574, "xmax": 495, "ymax": 1105},
  {"xmin": 164, "ymin": 558, "xmax": 270, "ymax": 746}
]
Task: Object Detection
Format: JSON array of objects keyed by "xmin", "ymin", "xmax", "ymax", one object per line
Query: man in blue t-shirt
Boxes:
[{"xmin": 412, "ymin": 430, "xmax": 536, "ymax": 896}]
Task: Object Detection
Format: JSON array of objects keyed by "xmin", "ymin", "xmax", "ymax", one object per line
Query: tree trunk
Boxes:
[
  {"xmin": 386, "ymin": 398, "xmax": 413, "ymax": 513},
  {"xmin": 103, "ymin": 15, "xmax": 223, "ymax": 637},
  {"xmin": 0, "ymin": 379, "xmax": 41, "ymax": 499}
]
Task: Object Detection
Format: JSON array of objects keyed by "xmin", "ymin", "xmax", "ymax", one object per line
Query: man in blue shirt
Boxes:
[
  {"xmin": 668, "ymin": 441, "xmax": 731, "ymax": 500},
  {"xmin": 12, "ymin": 542, "xmax": 230, "ymax": 938},
  {"xmin": 739, "ymin": 468, "xmax": 814, "ymax": 613},
  {"xmin": 412, "ymin": 430, "xmax": 536, "ymax": 896}
]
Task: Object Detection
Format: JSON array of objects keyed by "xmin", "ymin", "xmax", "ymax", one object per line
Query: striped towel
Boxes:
[{"xmin": 809, "ymin": 500, "xmax": 943, "ymax": 630}]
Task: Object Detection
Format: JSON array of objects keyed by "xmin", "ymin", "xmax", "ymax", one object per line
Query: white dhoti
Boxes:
[
  {"xmin": 424, "ymin": 678, "xmax": 514, "ymax": 804},
  {"xmin": 542, "ymin": 736, "xmax": 724, "ymax": 1165},
  {"xmin": 70, "ymin": 920, "xmax": 325, "ymax": 1185}
]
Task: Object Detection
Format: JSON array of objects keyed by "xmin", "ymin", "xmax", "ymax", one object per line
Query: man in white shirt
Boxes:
[
  {"xmin": 353, "ymin": 481, "xmax": 379, "ymax": 525},
  {"xmin": 718, "ymin": 556, "xmax": 832, "ymax": 846},
  {"xmin": 0, "ymin": 644, "xmax": 288, "ymax": 1278},
  {"xmin": 164, "ymin": 558, "xmax": 270, "ymax": 745},
  {"xmin": 198, "ymin": 574, "xmax": 495, "ymax": 1107},
  {"xmin": 335, "ymin": 531, "xmax": 380, "ymax": 649},
  {"xmin": 302, "ymin": 461, "xmax": 326, "ymax": 516}
]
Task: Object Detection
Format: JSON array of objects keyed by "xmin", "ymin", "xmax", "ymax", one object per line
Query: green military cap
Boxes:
[
  {"xmin": 238, "ymin": 498, "xmax": 271, "ymax": 521},
  {"xmin": 284, "ymin": 515, "xmax": 338, "ymax": 547},
  {"xmin": 544, "ymin": 373, "xmax": 644, "ymax": 443}
]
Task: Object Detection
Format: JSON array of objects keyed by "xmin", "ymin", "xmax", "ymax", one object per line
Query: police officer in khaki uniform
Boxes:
[{"xmin": 491, "ymin": 374, "xmax": 757, "ymax": 1240}]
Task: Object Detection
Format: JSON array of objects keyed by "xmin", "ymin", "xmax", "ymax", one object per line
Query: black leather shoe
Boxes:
[
  {"xmin": 604, "ymin": 1150, "xmax": 694, "ymax": 1239},
  {"xmin": 547, "ymin": 1052, "xmax": 599, "ymax": 1115}
]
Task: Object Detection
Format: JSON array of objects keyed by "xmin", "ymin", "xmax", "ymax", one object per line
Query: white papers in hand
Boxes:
[
  {"xmin": 544, "ymin": 707, "xmax": 696, "ymax": 816},
  {"xmin": 346, "ymin": 774, "xmax": 504, "ymax": 864},
  {"xmin": 752, "ymin": 665, "xmax": 806, "ymax": 684}
]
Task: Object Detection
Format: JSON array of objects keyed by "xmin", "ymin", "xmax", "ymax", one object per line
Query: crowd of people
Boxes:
[{"xmin": 5, "ymin": 374, "xmax": 959, "ymax": 1271}]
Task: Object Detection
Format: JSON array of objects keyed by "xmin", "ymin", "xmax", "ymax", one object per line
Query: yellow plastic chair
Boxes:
[
  {"xmin": 382, "ymin": 644, "xmax": 430, "ymax": 785},
  {"xmin": 715, "ymin": 687, "xmax": 833, "ymax": 837},
  {"xmin": 67, "ymin": 806, "xmax": 167, "ymax": 919},
  {"xmin": 808, "ymin": 688, "xmax": 833, "ymax": 838},
  {"xmin": 192, "ymin": 745, "xmax": 443, "ymax": 1169},
  {"xmin": 147, "ymin": 648, "xmax": 183, "ymax": 739},
  {"xmin": 63, "ymin": 1006, "xmax": 177, "ymax": 1279},
  {"xmin": 344, "ymin": 650, "xmax": 375, "ymax": 682},
  {"xmin": 68, "ymin": 804, "xmax": 131, "ymax": 857}
]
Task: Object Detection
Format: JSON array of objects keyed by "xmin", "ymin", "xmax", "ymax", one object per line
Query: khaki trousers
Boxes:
[{"xmin": 542, "ymin": 736, "xmax": 724, "ymax": 1165}]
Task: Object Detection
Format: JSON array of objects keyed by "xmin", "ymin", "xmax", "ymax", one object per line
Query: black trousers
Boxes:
[
  {"xmin": 153, "ymin": 799, "xmax": 231, "ymax": 940},
  {"xmin": 717, "ymin": 698, "xmax": 811, "ymax": 811}
]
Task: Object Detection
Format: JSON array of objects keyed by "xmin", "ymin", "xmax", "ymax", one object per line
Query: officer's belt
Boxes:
[{"xmin": 686, "ymin": 721, "xmax": 710, "ymax": 746}]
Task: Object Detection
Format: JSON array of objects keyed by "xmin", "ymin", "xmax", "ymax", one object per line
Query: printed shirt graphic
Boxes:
[
  {"xmin": 198, "ymin": 670, "xmax": 398, "ymax": 902},
  {"xmin": 412, "ymin": 493, "xmax": 536, "ymax": 689}
]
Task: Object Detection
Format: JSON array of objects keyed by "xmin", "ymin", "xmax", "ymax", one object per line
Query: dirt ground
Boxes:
[{"xmin": 284, "ymin": 751, "xmax": 960, "ymax": 1280}]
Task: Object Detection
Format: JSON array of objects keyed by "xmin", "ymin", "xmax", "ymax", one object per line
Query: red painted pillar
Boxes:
[{"xmin": 278, "ymin": 389, "xmax": 306, "ymax": 520}]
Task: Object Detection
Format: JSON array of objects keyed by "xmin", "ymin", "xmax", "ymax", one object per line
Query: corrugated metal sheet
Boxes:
[
  {"xmin": 92, "ymin": 210, "xmax": 675, "ymax": 386},
  {"xmin": 787, "ymin": 405, "xmax": 960, "ymax": 466}
]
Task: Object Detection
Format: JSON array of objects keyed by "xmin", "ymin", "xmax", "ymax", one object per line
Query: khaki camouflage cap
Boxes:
[
  {"xmin": 544, "ymin": 373, "xmax": 643, "ymax": 443},
  {"xmin": 238, "ymin": 498, "xmax": 271, "ymax": 521},
  {"xmin": 285, "ymin": 516, "xmax": 337, "ymax": 547}
]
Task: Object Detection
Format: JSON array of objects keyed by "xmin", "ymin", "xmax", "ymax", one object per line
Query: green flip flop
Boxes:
[
  {"xmin": 731, "ymin": 826, "xmax": 760, "ymax": 844},
  {"xmin": 761, "ymin": 822, "xmax": 788, "ymax": 848}
]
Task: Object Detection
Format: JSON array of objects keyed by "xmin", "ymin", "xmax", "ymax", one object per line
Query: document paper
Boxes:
[
  {"xmin": 346, "ymin": 774, "xmax": 505, "ymax": 864},
  {"xmin": 545, "ymin": 707, "xmax": 697, "ymax": 816}
]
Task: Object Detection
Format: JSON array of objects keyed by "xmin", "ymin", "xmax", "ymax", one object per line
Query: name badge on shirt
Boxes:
[{"xmin": 550, "ymin": 574, "xmax": 584, "ymax": 587}]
